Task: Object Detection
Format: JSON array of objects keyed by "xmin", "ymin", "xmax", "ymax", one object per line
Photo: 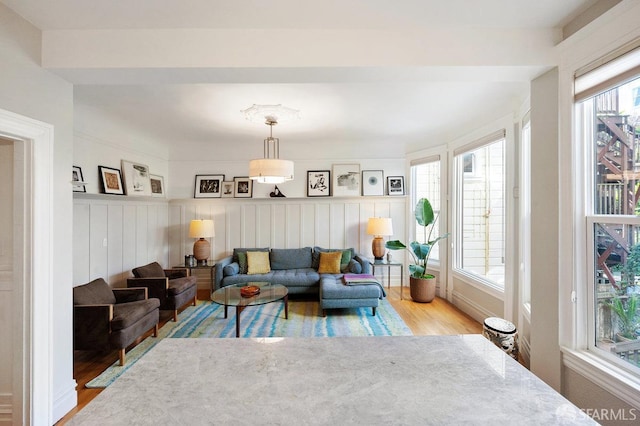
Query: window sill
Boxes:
[
  {"xmin": 452, "ymin": 269, "xmax": 505, "ymax": 300},
  {"xmin": 561, "ymin": 347, "xmax": 640, "ymax": 408}
]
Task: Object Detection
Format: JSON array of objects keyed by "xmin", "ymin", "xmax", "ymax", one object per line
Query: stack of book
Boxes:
[{"xmin": 342, "ymin": 274, "xmax": 380, "ymax": 286}]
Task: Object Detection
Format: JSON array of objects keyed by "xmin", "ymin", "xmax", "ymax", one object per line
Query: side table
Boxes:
[
  {"xmin": 369, "ymin": 260, "xmax": 405, "ymax": 299},
  {"xmin": 173, "ymin": 264, "xmax": 216, "ymax": 295}
]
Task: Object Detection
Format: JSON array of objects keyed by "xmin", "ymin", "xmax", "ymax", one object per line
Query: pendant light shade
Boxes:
[{"xmin": 242, "ymin": 104, "xmax": 297, "ymax": 184}]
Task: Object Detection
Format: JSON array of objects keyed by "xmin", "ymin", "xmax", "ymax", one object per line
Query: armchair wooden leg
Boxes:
[
  {"xmin": 173, "ymin": 309, "xmax": 178, "ymax": 322},
  {"xmin": 193, "ymin": 295, "xmax": 197, "ymax": 306},
  {"xmin": 372, "ymin": 307, "xmax": 376, "ymax": 316},
  {"xmin": 118, "ymin": 349, "xmax": 126, "ymax": 366},
  {"xmin": 153, "ymin": 324, "xmax": 158, "ymax": 337}
]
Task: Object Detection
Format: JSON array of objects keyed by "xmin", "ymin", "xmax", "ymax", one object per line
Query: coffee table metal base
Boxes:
[{"xmin": 224, "ymin": 294, "xmax": 289, "ymax": 337}]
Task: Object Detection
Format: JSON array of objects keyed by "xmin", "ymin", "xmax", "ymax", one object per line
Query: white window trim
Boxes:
[{"xmin": 561, "ymin": 30, "xmax": 640, "ymax": 408}]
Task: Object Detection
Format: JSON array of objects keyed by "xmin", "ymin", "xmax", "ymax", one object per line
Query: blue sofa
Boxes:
[{"xmin": 214, "ymin": 246, "xmax": 385, "ymax": 316}]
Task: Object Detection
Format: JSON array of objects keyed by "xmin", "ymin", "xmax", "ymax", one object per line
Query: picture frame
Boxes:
[
  {"xmin": 72, "ymin": 165, "xmax": 86, "ymax": 193},
  {"xmin": 221, "ymin": 181, "xmax": 235, "ymax": 198},
  {"xmin": 362, "ymin": 170, "xmax": 384, "ymax": 196},
  {"xmin": 98, "ymin": 166, "xmax": 125, "ymax": 195},
  {"xmin": 149, "ymin": 174, "xmax": 165, "ymax": 198},
  {"xmin": 121, "ymin": 160, "xmax": 152, "ymax": 196},
  {"xmin": 194, "ymin": 174, "xmax": 225, "ymax": 198},
  {"xmin": 332, "ymin": 163, "xmax": 360, "ymax": 197},
  {"xmin": 234, "ymin": 177, "xmax": 253, "ymax": 198},
  {"xmin": 307, "ymin": 170, "xmax": 331, "ymax": 197},
  {"xmin": 387, "ymin": 176, "xmax": 405, "ymax": 196}
]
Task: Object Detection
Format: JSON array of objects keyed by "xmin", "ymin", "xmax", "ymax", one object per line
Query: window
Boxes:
[
  {"xmin": 453, "ymin": 132, "xmax": 506, "ymax": 290},
  {"xmin": 411, "ymin": 157, "xmax": 441, "ymax": 261},
  {"xmin": 580, "ymin": 74, "xmax": 640, "ymax": 372}
]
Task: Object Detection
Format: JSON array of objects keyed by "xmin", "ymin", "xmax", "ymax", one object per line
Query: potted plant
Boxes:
[
  {"xmin": 385, "ymin": 198, "xmax": 449, "ymax": 303},
  {"xmin": 609, "ymin": 294, "xmax": 639, "ymax": 341}
]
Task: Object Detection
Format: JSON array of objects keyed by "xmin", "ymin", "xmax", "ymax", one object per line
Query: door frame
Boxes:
[{"xmin": 0, "ymin": 108, "xmax": 54, "ymax": 425}]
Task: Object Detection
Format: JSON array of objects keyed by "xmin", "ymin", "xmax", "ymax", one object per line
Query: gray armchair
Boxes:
[
  {"xmin": 128, "ymin": 262, "xmax": 197, "ymax": 321},
  {"xmin": 73, "ymin": 278, "xmax": 160, "ymax": 366}
]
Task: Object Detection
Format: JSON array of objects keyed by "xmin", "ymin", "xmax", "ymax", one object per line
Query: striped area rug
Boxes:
[{"xmin": 86, "ymin": 298, "xmax": 412, "ymax": 388}]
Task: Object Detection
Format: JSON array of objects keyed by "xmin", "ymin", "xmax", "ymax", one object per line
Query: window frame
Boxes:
[{"xmin": 452, "ymin": 131, "xmax": 507, "ymax": 293}]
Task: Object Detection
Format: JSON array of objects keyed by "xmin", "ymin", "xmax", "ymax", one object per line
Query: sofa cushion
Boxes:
[
  {"xmin": 247, "ymin": 251, "xmax": 271, "ymax": 274},
  {"xmin": 320, "ymin": 275, "xmax": 383, "ymax": 300},
  {"xmin": 223, "ymin": 262, "xmax": 240, "ymax": 276},
  {"xmin": 313, "ymin": 247, "xmax": 354, "ymax": 273},
  {"xmin": 318, "ymin": 251, "xmax": 342, "ymax": 274},
  {"xmin": 168, "ymin": 276, "xmax": 197, "ymax": 295},
  {"xmin": 233, "ymin": 247, "xmax": 269, "ymax": 263},
  {"xmin": 222, "ymin": 268, "xmax": 320, "ymax": 287},
  {"xmin": 132, "ymin": 262, "xmax": 165, "ymax": 278},
  {"xmin": 73, "ymin": 278, "xmax": 117, "ymax": 305},
  {"xmin": 111, "ymin": 299, "xmax": 160, "ymax": 331},
  {"xmin": 270, "ymin": 247, "xmax": 313, "ymax": 270}
]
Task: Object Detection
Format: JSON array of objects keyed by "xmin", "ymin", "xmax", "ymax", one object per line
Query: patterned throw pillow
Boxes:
[
  {"xmin": 317, "ymin": 251, "xmax": 342, "ymax": 274},
  {"xmin": 247, "ymin": 251, "xmax": 271, "ymax": 275}
]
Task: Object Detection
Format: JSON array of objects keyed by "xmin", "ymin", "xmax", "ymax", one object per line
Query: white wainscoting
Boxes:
[
  {"xmin": 73, "ymin": 195, "xmax": 407, "ymax": 289},
  {"xmin": 73, "ymin": 194, "xmax": 169, "ymax": 287},
  {"xmin": 169, "ymin": 197, "xmax": 408, "ymax": 283}
]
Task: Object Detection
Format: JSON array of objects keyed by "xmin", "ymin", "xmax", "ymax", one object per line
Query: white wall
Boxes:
[
  {"xmin": 0, "ymin": 139, "xmax": 13, "ymax": 423},
  {"xmin": 0, "ymin": 3, "xmax": 76, "ymax": 423},
  {"xmin": 73, "ymin": 195, "xmax": 169, "ymax": 287},
  {"xmin": 168, "ymin": 197, "xmax": 407, "ymax": 281}
]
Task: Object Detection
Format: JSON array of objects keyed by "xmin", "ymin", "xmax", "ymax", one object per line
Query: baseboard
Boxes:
[
  {"xmin": 0, "ymin": 392, "xmax": 11, "ymax": 423},
  {"xmin": 52, "ymin": 380, "xmax": 77, "ymax": 424},
  {"xmin": 451, "ymin": 290, "xmax": 496, "ymax": 324}
]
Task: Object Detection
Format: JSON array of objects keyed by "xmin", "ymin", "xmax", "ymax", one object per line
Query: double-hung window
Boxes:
[
  {"xmin": 577, "ymin": 45, "xmax": 640, "ymax": 373},
  {"xmin": 453, "ymin": 131, "xmax": 506, "ymax": 290}
]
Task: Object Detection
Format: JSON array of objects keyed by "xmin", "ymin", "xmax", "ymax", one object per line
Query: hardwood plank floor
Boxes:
[{"xmin": 57, "ymin": 287, "xmax": 481, "ymax": 424}]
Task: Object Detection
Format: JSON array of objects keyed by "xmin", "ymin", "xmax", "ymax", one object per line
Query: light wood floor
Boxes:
[{"xmin": 57, "ymin": 287, "xmax": 481, "ymax": 424}]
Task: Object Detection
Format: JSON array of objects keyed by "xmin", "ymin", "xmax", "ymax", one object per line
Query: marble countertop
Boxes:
[{"xmin": 68, "ymin": 335, "xmax": 596, "ymax": 425}]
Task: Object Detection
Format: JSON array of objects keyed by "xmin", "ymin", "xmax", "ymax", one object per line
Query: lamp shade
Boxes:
[
  {"xmin": 189, "ymin": 219, "xmax": 214, "ymax": 238},
  {"xmin": 249, "ymin": 158, "xmax": 294, "ymax": 184},
  {"xmin": 366, "ymin": 217, "xmax": 393, "ymax": 236}
]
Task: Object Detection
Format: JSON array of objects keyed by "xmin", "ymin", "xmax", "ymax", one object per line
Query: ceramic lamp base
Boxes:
[
  {"xmin": 371, "ymin": 236, "xmax": 385, "ymax": 260},
  {"xmin": 193, "ymin": 238, "xmax": 210, "ymax": 264}
]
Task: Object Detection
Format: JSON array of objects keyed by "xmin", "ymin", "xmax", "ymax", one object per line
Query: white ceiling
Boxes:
[{"xmin": 2, "ymin": 0, "xmax": 609, "ymax": 157}]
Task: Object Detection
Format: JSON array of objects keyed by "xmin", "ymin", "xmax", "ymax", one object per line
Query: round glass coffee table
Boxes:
[{"xmin": 211, "ymin": 282, "xmax": 288, "ymax": 338}]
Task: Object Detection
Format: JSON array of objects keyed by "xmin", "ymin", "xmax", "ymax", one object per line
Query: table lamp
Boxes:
[
  {"xmin": 367, "ymin": 217, "xmax": 393, "ymax": 260},
  {"xmin": 189, "ymin": 219, "xmax": 214, "ymax": 266}
]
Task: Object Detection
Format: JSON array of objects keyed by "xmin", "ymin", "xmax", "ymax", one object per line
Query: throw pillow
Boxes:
[
  {"xmin": 223, "ymin": 262, "xmax": 240, "ymax": 276},
  {"xmin": 237, "ymin": 252, "xmax": 248, "ymax": 274},
  {"xmin": 247, "ymin": 251, "xmax": 271, "ymax": 275},
  {"xmin": 348, "ymin": 259, "xmax": 362, "ymax": 274},
  {"xmin": 317, "ymin": 251, "xmax": 342, "ymax": 274}
]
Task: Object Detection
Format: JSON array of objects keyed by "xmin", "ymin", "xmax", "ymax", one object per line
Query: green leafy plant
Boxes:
[
  {"xmin": 385, "ymin": 198, "xmax": 449, "ymax": 279},
  {"xmin": 609, "ymin": 294, "xmax": 640, "ymax": 340}
]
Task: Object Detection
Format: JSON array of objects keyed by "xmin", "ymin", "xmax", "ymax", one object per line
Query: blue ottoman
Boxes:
[{"xmin": 319, "ymin": 275, "xmax": 385, "ymax": 317}]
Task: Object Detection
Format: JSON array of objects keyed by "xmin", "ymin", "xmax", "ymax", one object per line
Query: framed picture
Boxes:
[
  {"xmin": 72, "ymin": 166, "xmax": 86, "ymax": 193},
  {"xmin": 149, "ymin": 174, "xmax": 165, "ymax": 198},
  {"xmin": 234, "ymin": 177, "xmax": 253, "ymax": 198},
  {"xmin": 98, "ymin": 166, "xmax": 125, "ymax": 195},
  {"xmin": 121, "ymin": 160, "xmax": 152, "ymax": 196},
  {"xmin": 332, "ymin": 163, "xmax": 360, "ymax": 197},
  {"xmin": 221, "ymin": 181, "xmax": 235, "ymax": 198},
  {"xmin": 362, "ymin": 170, "xmax": 384, "ymax": 196},
  {"xmin": 307, "ymin": 170, "xmax": 330, "ymax": 197},
  {"xmin": 387, "ymin": 176, "xmax": 405, "ymax": 196},
  {"xmin": 194, "ymin": 174, "xmax": 225, "ymax": 198}
]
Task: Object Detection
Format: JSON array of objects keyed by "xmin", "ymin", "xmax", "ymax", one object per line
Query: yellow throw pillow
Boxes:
[
  {"xmin": 247, "ymin": 251, "xmax": 271, "ymax": 275},
  {"xmin": 317, "ymin": 251, "xmax": 342, "ymax": 274}
]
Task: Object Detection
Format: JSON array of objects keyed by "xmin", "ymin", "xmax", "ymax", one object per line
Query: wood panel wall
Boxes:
[{"xmin": 72, "ymin": 195, "xmax": 407, "ymax": 289}]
